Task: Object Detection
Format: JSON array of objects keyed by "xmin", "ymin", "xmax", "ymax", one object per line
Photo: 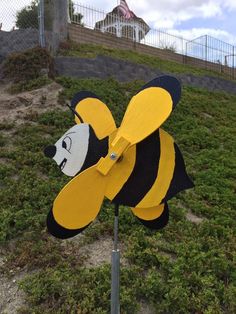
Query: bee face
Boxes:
[{"xmin": 44, "ymin": 124, "xmax": 90, "ymax": 177}]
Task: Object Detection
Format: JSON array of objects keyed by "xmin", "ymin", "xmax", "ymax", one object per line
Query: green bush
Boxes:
[{"xmin": 3, "ymin": 47, "xmax": 52, "ymax": 83}]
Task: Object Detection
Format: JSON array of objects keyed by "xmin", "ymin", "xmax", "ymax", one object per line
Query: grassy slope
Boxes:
[
  {"xmin": 0, "ymin": 76, "xmax": 235, "ymax": 314},
  {"xmin": 59, "ymin": 42, "xmax": 233, "ymax": 80}
]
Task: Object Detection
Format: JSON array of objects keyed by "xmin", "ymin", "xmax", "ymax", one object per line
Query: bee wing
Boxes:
[
  {"xmin": 71, "ymin": 91, "xmax": 116, "ymax": 139},
  {"xmin": 47, "ymin": 208, "xmax": 90, "ymax": 239},
  {"xmin": 49, "ymin": 165, "xmax": 107, "ymax": 238},
  {"xmin": 131, "ymin": 203, "xmax": 169, "ymax": 230},
  {"xmin": 113, "ymin": 75, "xmax": 181, "ymax": 146}
]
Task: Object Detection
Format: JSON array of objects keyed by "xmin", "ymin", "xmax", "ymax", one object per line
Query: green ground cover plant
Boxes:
[
  {"xmin": 59, "ymin": 42, "xmax": 231, "ymax": 79},
  {"xmin": 8, "ymin": 77, "xmax": 52, "ymax": 94},
  {"xmin": 0, "ymin": 77, "xmax": 235, "ymax": 313}
]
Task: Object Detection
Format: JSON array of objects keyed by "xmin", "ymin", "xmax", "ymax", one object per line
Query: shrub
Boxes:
[{"xmin": 3, "ymin": 47, "xmax": 52, "ymax": 83}]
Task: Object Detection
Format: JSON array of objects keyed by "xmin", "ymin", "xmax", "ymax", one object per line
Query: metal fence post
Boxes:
[
  {"xmin": 38, "ymin": 0, "xmax": 46, "ymax": 48},
  {"xmin": 185, "ymin": 41, "xmax": 188, "ymax": 65},
  {"xmin": 233, "ymin": 46, "xmax": 235, "ymax": 80}
]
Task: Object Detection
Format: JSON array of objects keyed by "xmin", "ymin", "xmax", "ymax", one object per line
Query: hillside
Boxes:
[
  {"xmin": 0, "ymin": 53, "xmax": 236, "ymax": 313},
  {"xmin": 59, "ymin": 42, "xmax": 235, "ymax": 80}
]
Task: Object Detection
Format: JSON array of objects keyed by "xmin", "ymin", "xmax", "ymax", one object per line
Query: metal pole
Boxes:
[
  {"xmin": 38, "ymin": 0, "xmax": 46, "ymax": 48},
  {"xmin": 233, "ymin": 47, "xmax": 235, "ymax": 80},
  {"xmin": 111, "ymin": 203, "xmax": 120, "ymax": 314},
  {"xmin": 185, "ymin": 41, "xmax": 188, "ymax": 65}
]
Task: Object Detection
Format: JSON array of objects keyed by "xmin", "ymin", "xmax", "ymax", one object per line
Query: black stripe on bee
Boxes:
[
  {"xmin": 112, "ymin": 130, "xmax": 161, "ymax": 207},
  {"xmin": 162, "ymin": 143, "xmax": 194, "ymax": 203},
  {"xmin": 79, "ymin": 126, "xmax": 109, "ymax": 174}
]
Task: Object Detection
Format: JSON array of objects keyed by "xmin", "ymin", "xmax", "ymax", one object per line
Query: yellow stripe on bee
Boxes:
[
  {"xmin": 104, "ymin": 145, "xmax": 136, "ymax": 200},
  {"xmin": 137, "ymin": 129, "xmax": 175, "ymax": 208},
  {"xmin": 131, "ymin": 203, "xmax": 165, "ymax": 221}
]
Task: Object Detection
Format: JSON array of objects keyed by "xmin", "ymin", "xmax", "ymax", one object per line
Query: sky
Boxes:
[{"xmin": 0, "ymin": 0, "xmax": 235, "ymax": 46}]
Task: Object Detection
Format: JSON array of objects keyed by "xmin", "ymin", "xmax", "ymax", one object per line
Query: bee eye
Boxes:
[
  {"xmin": 62, "ymin": 140, "xmax": 67, "ymax": 149},
  {"xmin": 62, "ymin": 136, "xmax": 72, "ymax": 153}
]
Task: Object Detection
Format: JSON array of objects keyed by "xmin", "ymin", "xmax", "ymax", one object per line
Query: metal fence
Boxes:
[
  {"xmin": 72, "ymin": 3, "xmax": 236, "ymax": 77},
  {"xmin": 71, "ymin": 3, "xmax": 188, "ymax": 55},
  {"xmin": 186, "ymin": 35, "xmax": 235, "ymax": 68},
  {"xmin": 0, "ymin": 0, "xmax": 45, "ymax": 59},
  {"xmin": 0, "ymin": 1, "xmax": 235, "ymax": 78}
]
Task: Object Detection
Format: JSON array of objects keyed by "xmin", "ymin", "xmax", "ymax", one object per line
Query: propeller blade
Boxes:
[
  {"xmin": 52, "ymin": 165, "xmax": 106, "ymax": 230},
  {"xmin": 113, "ymin": 76, "xmax": 181, "ymax": 145},
  {"xmin": 131, "ymin": 203, "xmax": 165, "ymax": 221},
  {"xmin": 131, "ymin": 203, "xmax": 169, "ymax": 230},
  {"xmin": 71, "ymin": 91, "xmax": 116, "ymax": 139}
]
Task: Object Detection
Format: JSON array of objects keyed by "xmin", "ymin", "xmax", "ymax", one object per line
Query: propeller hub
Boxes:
[{"xmin": 110, "ymin": 152, "xmax": 117, "ymax": 160}]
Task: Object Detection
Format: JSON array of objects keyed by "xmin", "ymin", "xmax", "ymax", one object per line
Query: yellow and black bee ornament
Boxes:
[{"xmin": 44, "ymin": 75, "xmax": 194, "ymax": 239}]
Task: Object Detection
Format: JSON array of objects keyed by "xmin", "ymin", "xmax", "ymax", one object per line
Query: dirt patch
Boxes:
[
  {"xmin": 178, "ymin": 201, "xmax": 204, "ymax": 225},
  {"xmin": 137, "ymin": 301, "xmax": 155, "ymax": 314},
  {"xmin": 159, "ymin": 250, "xmax": 177, "ymax": 262},
  {"xmin": 201, "ymin": 112, "xmax": 213, "ymax": 119},
  {"xmin": 0, "ymin": 248, "xmax": 25, "ymax": 314},
  {"xmin": 0, "ymin": 272, "xmax": 27, "ymax": 314},
  {"xmin": 80, "ymin": 237, "xmax": 128, "ymax": 268},
  {"xmin": 0, "ymin": 82, "xmax": 64, "ymax": 124},
  {"xmin": 186, "ymin": 211, "xmax": 204, "ymax": 224}
]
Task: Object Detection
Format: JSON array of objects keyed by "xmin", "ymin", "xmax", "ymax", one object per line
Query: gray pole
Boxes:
[
  {"xmin": 205, "ymin": 35, "xmax": 208, "ymax": 69},
  {"xmin": 111, "ymin": 203, "xmax": 120, "ymax": 314},
  {"xmin": 233, "ymin": 46, "xmax": 235, "ymax": 80},
  {"xmin": 53, "ymin": 0, "xmax": 68, "ymax": 40},
  {"xmin": 38, "ymin": 0, "xmax": 46, "ymax": 48}
]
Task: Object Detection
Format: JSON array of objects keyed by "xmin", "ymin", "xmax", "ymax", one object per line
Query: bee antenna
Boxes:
[{"xmin": 66, "ymin": 104, "xmax": 84, "ymax": 123}]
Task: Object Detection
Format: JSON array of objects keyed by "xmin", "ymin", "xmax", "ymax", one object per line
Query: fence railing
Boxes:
[
  {"xmin": 1, "ymin": 1, "xmax": 235, "ymax": 79},
  {"xmin": 0, "ymin": 0, "xmax": 45, "ymax": 58},
  {"xmin": 71, "ymin": 3, "xmax": 188, "ymax": 55},
  {"xmin": 72, "ymin": 3, "xmax": 236, "ymax": 78},
  {"xmin": 186, "ymin": 35, "xmax": 235, "ymax": 67}
]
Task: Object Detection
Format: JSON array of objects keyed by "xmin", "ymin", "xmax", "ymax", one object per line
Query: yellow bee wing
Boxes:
[
  {"xmin": 47, "ymin": 208, "xmax": 90, "ymax": 239},
  {"xmin": 113, "ymin": 76, "xmax": 181, "ymax": 146},
  {"xmin": 131, "ymin": 203, "xmax": 169, "ymax": 230},
  {"xmin": 51, "ymin": 165, "xmax": 107, "ymax": 231},
  {"xmin": 71, "ymin": 91, "xmax": 116, "ymax": 139},
  {"xmin": 132, "ymin": 203, "xmax": 165, "ymax": 220}
]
